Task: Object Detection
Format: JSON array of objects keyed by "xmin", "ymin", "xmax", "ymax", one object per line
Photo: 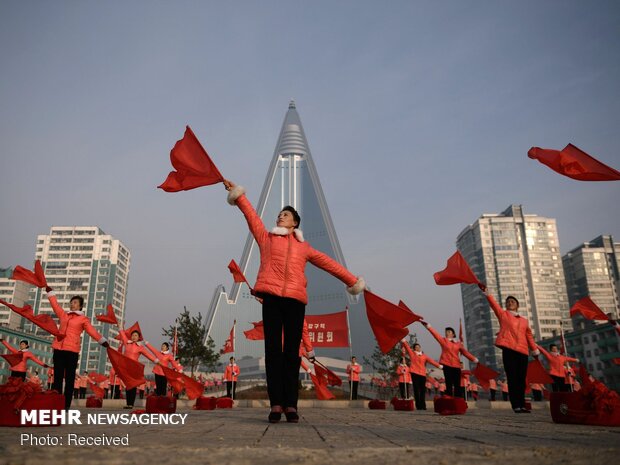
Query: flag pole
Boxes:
[
  {"xmin": 345, "ymin": 306, "xmax": 354, "ymax": 401},
  {"xmin": 232, "ymin": 320, "xmax": 236, "ymax": 401},
  {"xmin": 559, "ymin": 321, "xmax": 573, "ymax": 393}
]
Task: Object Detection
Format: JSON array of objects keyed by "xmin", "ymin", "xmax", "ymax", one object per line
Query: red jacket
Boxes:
[
  {"xmin": 537, "ymin": 345, "xmax": 578, "ymax": 377},
  {"xmin": 224, "ymin": 364, "xmax": 239, "ymax": 382},
  {"xmin": 1, "ymin": 340, "xmax": 46, "ymax": 372},
  {"xmin": 486, "ymin": 294, "xmax": 538, "ymax": 356},
  {"xmin": 346, "ymin": 363, "xmax": 362, "ymax": 381},
  {"xmin": 396, "ymin": 364, "xmax": 410, "ymax": 383},
  {"xmin": 425, "ymin": 325, "xmax": 477, "ymax": 368},
  {"xmin": 109, "ymin": 368, "xmax": 121, "ymax": 385},
  {"xmin": 145, "ymin": 342, "xmax": 182, "ymax": 376},
  {"xmin": 119, "ymin": 332, "xmax": 158, "ymax": 364},
  {"xmin": 47, "ymin": 291, "xmax": 106, "ymax": 353},
  {"xmin": 489, "ymin": 378, "xmax": 497, "ymax": 390},
  {"xmin": 232, "ymin": 192, "xmax": 360, "ymax": 304},
  {"xmin": 402, "ymin": 341, "xmax": 441, "ymax": 376}
]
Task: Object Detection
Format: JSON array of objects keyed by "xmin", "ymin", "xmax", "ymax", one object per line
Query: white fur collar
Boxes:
[
  {"xmin": 270, "ymin": 227, "xmax": 304, "ymax": 242},
  {"xmin": 20, "ymin": 348, "xmax": 29, "ymax": 352},
  {"xmin": 509, "ymin": 311, "xmax": 520, "ymax": 317},
  {"xmin": 67, "ymin": 310, "xmax": 84, "ymax": 316},
  {"xmin": 161, "ymin": 350, "xmax": 170, "ymax": 355},
  {"xmin": 414, "ymin": 351, "xmax": 423, "ymax": 356}
]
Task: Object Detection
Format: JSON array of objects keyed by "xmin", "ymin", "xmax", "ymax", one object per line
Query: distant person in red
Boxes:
[
  {"xmin": 145, "ymin": 341, "xmax": 182, "ymax": 396},
  {"xmin": 396, "ymin": 357, "xmax": 410, "ymax": 399},
  {"xmin": 224, "ymin": 356, "xmax": 240, "ymax": 398},
  {"xmin": 119, "ymin": 329, "xmax": 158, "ymax": 408},
  {"xmin": 0, "ymin": 338, "xmax": 49, "ymax": 380},
  {"xmin": 480, "ymin": 288, "xmax": 539, "ymax": 413},
  {"xmin": 402, "ymin": 340, "xmax": 441, "ymax": 410},
  {"xmin": 78, "ymin": 371, "xmax": 89, "ymax": 399},
  {"xmin": 45, "ymin": 288, "xmax": 109, "ymax": 410},
  {"xmin": 488, "ymin": 378, "xmax": 497, "ymax": 401},
  {"xmin": 224, "ymin": 179, "xmax": 364, "ymax": 423},
  {"xmin": 537, "ymin": 344, "xmax": 579, "ymax": 392},
  {"xmin": 420, "ymin": 321, "xmax": 478, "ymax": 397},
  {"xmin": 46, "ymin": 366, "xmax": 54, "ymax": 390},
  {"xmin": 347, "ymin": 356, "xmax": 362, "ymax": 400}
]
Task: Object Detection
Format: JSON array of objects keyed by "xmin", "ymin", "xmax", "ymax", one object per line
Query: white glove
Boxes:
[
  {"xmin": 473, "ymin": 358, "xmax": 479, "ymax": 364},
  {"xmin": 439, "ymin": 365, "xmax": 444, "ymax": 370}
]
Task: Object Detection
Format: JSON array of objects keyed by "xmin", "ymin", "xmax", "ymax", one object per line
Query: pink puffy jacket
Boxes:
[
  {"xmin": 1, "ymin": 340, "xmax": 46, "ymax": 372},
  {"xmin": 538, "ymin": 345, "xmax": 578, "ymax": 377},
  {"xmin": 346, "ymin": 363, "xmax": 361, "ymax": 381},
  {"xmin": 229, "ymin": 188, "xmax": 362, "ymax": 305},
  {"xmin": 47, "ymin": 291, "xmax": 106, "ymax": 353},
  {"xmin": 145, "ymin": 342, "xmax": 182, "ymax": 376},
  {"xmin": 486, "ymin": 294, "xmax": 538, "ymax": 356},
  {"xmin": 402, "ymin": 341, "xmax": 441, "ymax": 376},
  {"xmin": 425, "ymin": 325, "xmax": 477, "ymax": 368}
]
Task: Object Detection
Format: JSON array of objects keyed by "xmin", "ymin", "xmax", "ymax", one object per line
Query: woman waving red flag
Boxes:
[
  {"xmin": 145, "ymin": 341, "xmax": 183, "ymax": 396},
  {"xmin": 118, "ymin": 328, "xmax": 158, "ymax": 408},
  {"xmin": 224, "ymin": 179, "xmax": 365, "ymax": 423},
  {"xmin": 0, "ymin": 338, "xmax": 49, "ymax": 380},
  {"xmin": 402, "ymin": 340, "xmax": 441, "ymax": 410}
]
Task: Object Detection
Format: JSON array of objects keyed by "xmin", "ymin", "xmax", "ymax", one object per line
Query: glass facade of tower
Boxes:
[
  {"xmin": 457, "ymin": 205, "xmax": 570, "ymax": 372},
  {"xmin": 205, "ymin": 102, "xmax": 367, "ymax": 363}
]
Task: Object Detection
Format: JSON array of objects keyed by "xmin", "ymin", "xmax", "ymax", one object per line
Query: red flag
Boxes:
[
  {"xmin": 305, "ymin": 311, "xmax": 350, "ymax": 348},
  {"xmin": 364, "ymin": 290, "xmax": 421, "ymax": 353},
  {"xmin": 116, "ymin": 322, "xmax": 144, "ymax": 341},
  {"xmin": 179, "ymin": 373, "xmax": 204, "ymax": 400},
  {"xmin": 228, "ymin": 260, "xmax": 250, "ymax": 286},
  {"xmin": 310, "ymin": 373, "xmax": 335, "ymax": 400},
  {"xmin": 314, "ymin": 361, "xmax": 342, "ymax": 386},
  {"xmin": 88, "ymin": 382, "xmax": 105, "ymax": 398},
  {"xmin": 433, "ymin": 251, "xmax": 481, "ymax": 286},
  {"xmin": 88, "ymin": 373, "xmax": 108, "ymax": 384},
  {"xmin": 158, "ymin": 126, "xmax": 224, "ymax": 192},
  {"xmin": 1, "ymin": 352, "xmax": 24, "ymax": 367},
  {"xmin": 612, "ymin": 358, "xmax": 620, "ymax": 366},
  {"xmin": 243, "ymin": 321, "xmax": 265, "ymax": 341},
  {"xmin": 471, "ymin": 364, "xmax": 499, "ymax": 391},
  {"xmin": 106, "ymin": 347, "xmax": 145, "ymax": 390},
  {"xmin": 526, "ymin": 359, "xmax": 553, "ymax": 384},
  {"xmin": 96, "ymin": 304, "xmax": 119, "ymax": 325},
  {"xmin": 528, "ymin": 144, "xmax": 620, "ymax": 181},
  {"xmin": 220, "ymin": 322, "xmax": 235, "ymax": 354},
  {"xmin": 569, "ymin": 297, "xmax": 610, "ymax": 321},
  {"xmin": 397, "ymin": 300, "xmax": 424, "ymax": 321},
  {"xmin": 10, "ymin": 260, "xmax": 48, "ymax": 288},
  {"xmin": 0, "ymin": 300, "xmax": 64, "ymax": 339},
  {"xmin": 160, "ymin": 365, "xmax": 184, "ymax": 393}
]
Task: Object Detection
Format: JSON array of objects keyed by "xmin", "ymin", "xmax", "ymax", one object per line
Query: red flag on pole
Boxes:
[
  {"xmin": 158, "ymin": 126, "xmax": 225, "ymax": 192},
  {"xmin": 88, "ymin": 382, "xmax": 105, "ymax": 399},
  {"xmin": 160, "ymin": 365, "xmax": 184, "ymax": 393},
  {"xmin": 0, "ymin": 300, "xmax": 64, "ymax": 339},
  {"xmin": 526, "ymin": 359, "xmax": 553, "ymax": 384},
  {"xmin": 305, "ymin": 311, "xmax": 350, "ymax": 348},
  {"xmin": 433, "ymin": 251, "xmax": 481, "ymax": 286},
  {"xmin": 228, "ymin": 260, "xmax": 250, "ymax": 286},
  {"xmin": 310, "ymin": 373, "xmax": 335, "ymax": 400},
  {"xmin": 221, "ymin": 322, "xmax": 235, "ymax": 354},
  {"xmin": 569, "ymin": 297, "xmax": 610, "ymax": 321},
  {"xmin": 314, "ymin": 361, "xmax": 342, "ymax": 386},
  {"xmin": 116, "ymin": 322, "xmax": 144, "ymax": 341},
  {"xmin": 88, "ymin": 373, "xmax": 108, "ymax": 384},
  {"xmin": 1, "ymin": 352, "xmax": 24, "ymax": 367},
  {"xmin": 10, "ymin": 260, "xmax": 48, "ymax": 288},
  {"xmin": 179, "ymin": 373, "xmax": 204, "ymax": 400},
  {"xmin": 96, "ymin": 304, "xmax": 119, "ymax": 325},
  {"xmin": 364, "ymin": 290, "xmax": 421, "ymax": 353},
  {"xmin": 106, "ymin": 347, "xmax": 145, "ymax": 390},
  {"xmin": 471, "ymin": 363, "xmax": 499, "ymax": 390},
  {"xmin": 243, "ymin": 321, "xmax": 264, "ymax": 341},
  {"xmin": 528, "ymin": 144, "xmax": 620, "ymax": 181}
]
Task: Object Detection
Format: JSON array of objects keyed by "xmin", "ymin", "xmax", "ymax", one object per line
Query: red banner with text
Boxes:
[{"xmin": 305, "ymin": 311, "xmax": 349, "ymax": 348}]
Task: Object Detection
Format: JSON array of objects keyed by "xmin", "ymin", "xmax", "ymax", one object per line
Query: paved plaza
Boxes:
[{"xmin": 1, "ymin": 405, "xmax": 618, "ymax": 465}]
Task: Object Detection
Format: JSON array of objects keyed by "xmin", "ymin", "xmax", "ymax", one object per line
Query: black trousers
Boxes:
[
  {"xmin": 52, "ymin": 349, "xmax": 79, "ymax": 410},
  {"xmin": 262, "ymin": 294, "xmax": 305, "ymax": 409},
  {"xmin": 502, "ymin": 391, "xmax": 509, "ymax": 401},
  {"xmin": 399, "ymin": 382, "xmax": 407, "ymax": 399},
  {"xmin": 10, "ymin": 371, "xmax": 26, "ymax": 380},
  {"xmin": 551, "ymin": 375, "xmax": 569, "ymax": 392},
  {"xmin": 155, "ymin": 374, "xmax": 167, "ymax": 396},
  {"xmin": 226, "ymin": 381, "xmax": 237, "ymax": 398},
  {"xmin": 126, "ymin": 387, "xmax": 137, "ymax": 406},
  {"xmin": 443, "ymin": 366, "xmax": 461, "ymax": 397},
  {"xmin": 502, "ymin": 348, "xmax": 528, "ymax": 410},
  {"xmin": 490, "ymin": 389, "xmax": 496, "ymax": 401},
  {"xmin": 79, "ymin": 387, "xmax": 86, "ymax": 399},
  {"xmin": 532, "ymin": 389, "xmax": 542, "ymax": 401},
  {"xmin": 350, "ymin": 381, "xmax": 359, "ymax": 400},
  {"xmin": 113, "ymin": 385, "xmax": 121, "ymax": 399},
  {"xmin": 412, "ymin": 373, "xmax": 427, "ymax": 409}
]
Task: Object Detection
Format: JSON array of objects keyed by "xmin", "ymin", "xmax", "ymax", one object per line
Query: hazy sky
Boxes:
[{"xmin": 1, "ymin": 1, "xmax": 619, "ymax": 361}]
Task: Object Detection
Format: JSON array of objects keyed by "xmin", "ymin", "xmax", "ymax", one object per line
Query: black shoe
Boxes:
[
  {"xmin": 284, "ymin": 409, "xmax": 299, "ymax": 423},
  {"xmin": 268, "ymin": 411, "xmax": 282, "ymax": 423}
]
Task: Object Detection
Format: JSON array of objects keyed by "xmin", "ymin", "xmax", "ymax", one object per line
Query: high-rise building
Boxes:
[
  {"xmin": 563, "ymin": 235, "xmax": 620, "ymax": 319},
  {"xmin": 0, "ymin": 267, "xmax": 33, "ymax": 329},
  {"xmin": 457, "ymin": 205, "xmax": 570, "ymax": 372},
  {"xmin": 204, "ymin": 101, "xmax": 367, "ymax": 360},
  {"xmin": 26, "ymin": 226, "xmax": 130, "ymax": 373}
]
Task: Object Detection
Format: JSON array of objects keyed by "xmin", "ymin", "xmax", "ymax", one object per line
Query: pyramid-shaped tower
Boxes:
[{"xmin": 205, "ymin": 101, "xmax": 368, "ymax": 360}]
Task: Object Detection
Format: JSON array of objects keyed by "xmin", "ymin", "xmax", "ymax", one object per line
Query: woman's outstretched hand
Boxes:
[{"xmin": 223, "ymin": 179, "xmax": 235, "ymax": 191}]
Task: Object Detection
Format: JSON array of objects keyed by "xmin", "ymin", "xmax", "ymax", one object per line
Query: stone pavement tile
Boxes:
[{"xmin": 0, "ymin": 408, "xmax": 617, "ymax": 465}]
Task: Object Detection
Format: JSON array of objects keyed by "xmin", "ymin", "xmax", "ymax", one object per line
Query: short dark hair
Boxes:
[
  {"xmin": 20, "ymin": 339, "xmax": 29, "ymax": 347},
  {"xmin": 550, "ymin": 344, "xmax": 558, "ymax": 350},
  {"xmin": 445, "ymin": 327, "xmax": 456, "ymax": 336},
  {"xmin": 162, "ymin": 342, "xmax": 170, "ymax": 350},
  {"xmin": 229, "ymin": 356, "xmax": 234, "ymax": 361},
  {"xmin": 505, "ymin": 295, "xmax": 519, "ymax": 307},
  {"xmin": 413, "ymin": 343, "xmax": 421, "ymax": 350},
  {"xmin": 131, "ymin": 330, "xmax": 141, "ymax": 337},
  {"xmin": 281, "ymin": 206, "xmax": 301, "ymax": 228},
  {"xmin": 70, "ymin": 295, "xmax": 84, "ymax": 308}
]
